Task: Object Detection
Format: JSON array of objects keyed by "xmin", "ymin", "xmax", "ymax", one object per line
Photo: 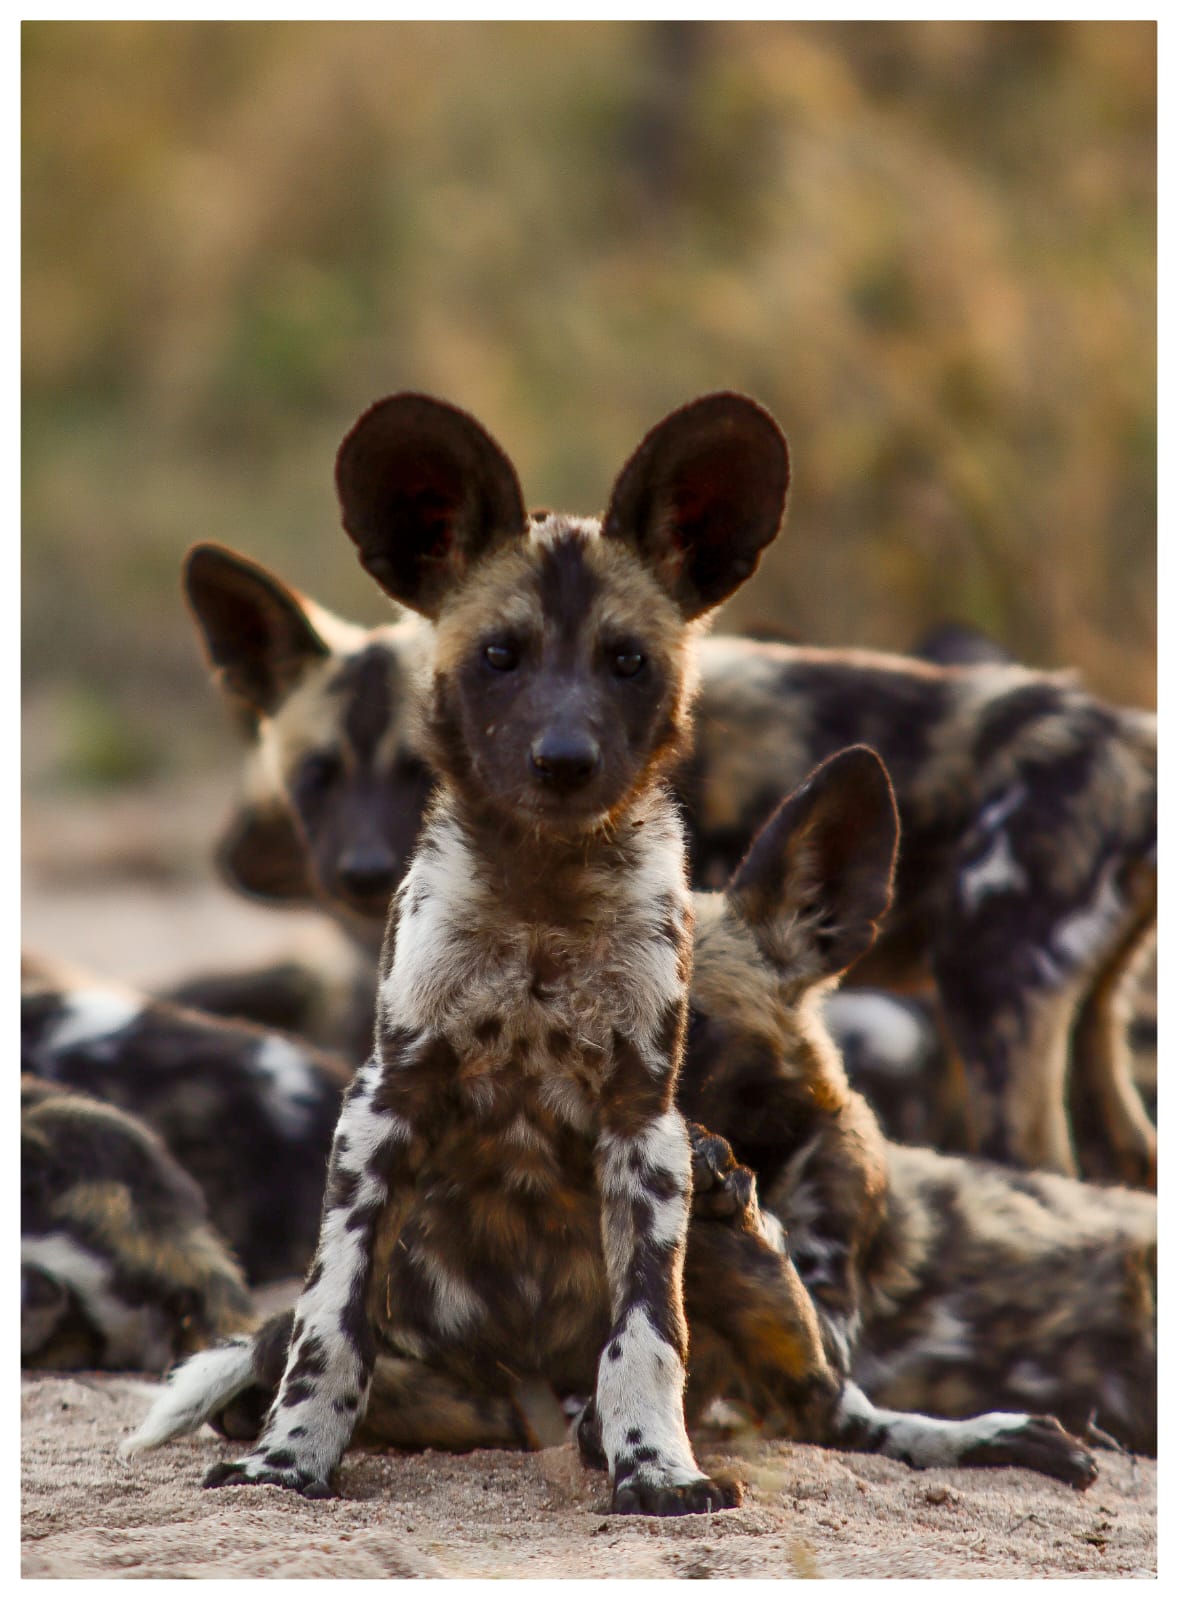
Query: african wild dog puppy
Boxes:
[
  {"xmin": 21, "ymin": 1076, "xmax": 254, "ymax": 1371},
  {"xmin": 681, "ymin": 750, "xmax": 1156, "ymax": 1457},
  {"xmin": 126, "ymin": 398, "xmax": 1096, "ymax": 1497},
  {"xmin": 182, "ymin": 389, "xmax": 795, "ymax": 1515},
  {"xmin": 182, "ymin": 560, "xmax": 1156, "ymax": 1191},
  {"xmin": 173, "ymin": 554, "xmax": 989, "ymax": 1148},
  {"xmin": 22, "ymin": 953, "xmax": 349, "ymax": 1284},
  {"xmin": 128, "ymin": 747, "xmax": 1097, "ymax": 1487}
]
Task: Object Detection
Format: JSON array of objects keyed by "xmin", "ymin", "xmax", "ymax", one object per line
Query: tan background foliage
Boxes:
[{"xmin": 23, "ymin": 20, "xmax": 1155, "ymax": 791}]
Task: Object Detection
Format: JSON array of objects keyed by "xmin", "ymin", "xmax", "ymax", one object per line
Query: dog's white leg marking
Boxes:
[{"xmin": 203, "ymin": 1051, "xmax": 415, "ymax": 1495}]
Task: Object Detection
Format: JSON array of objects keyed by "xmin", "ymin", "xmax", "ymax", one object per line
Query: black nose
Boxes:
[
  {"xmin": 337, "ymin": 846, "xmax": 398, "ymax": 899},
  {"xmin": 529, "ymin": 732, "xmax": 602, "ymax": 792}
]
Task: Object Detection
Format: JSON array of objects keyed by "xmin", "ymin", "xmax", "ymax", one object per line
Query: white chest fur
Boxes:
[{"xmin": 378, "ymin": 798, "xmax": 693, "ymax": 1113}]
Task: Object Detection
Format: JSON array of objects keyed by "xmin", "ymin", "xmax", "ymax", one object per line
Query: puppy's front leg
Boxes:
[
  {"xmin": 591, "ymin": 1030, "xmax": 741, "ymax": 1516},
  {"xmin": 204, "ymin": 1043, "xmax": 421, "ymax": 1497}
]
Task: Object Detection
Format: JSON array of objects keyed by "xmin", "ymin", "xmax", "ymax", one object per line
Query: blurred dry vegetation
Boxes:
[{"xmin": 23, "ymin": 19, "xmax": 1155, "ymax": 793}]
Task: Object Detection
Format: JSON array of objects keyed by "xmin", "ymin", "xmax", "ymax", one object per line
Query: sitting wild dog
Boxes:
[
  {"xmin": 127, "ymin": 749, "xmax": 1099, "ymax": 1489},
  {"xmin": 22, "ymin": 953, "xmax": 349, "ymax": 1284},
  {"xmin": 126, "ymin": 398, "xmax": 1097, "ymax": 1501},
  {"xmin": 183, "ymin": 552, "xmax": 1155, "ymax": 1194},
  {"xmin": 21, "ymin": 1076, "xmax": 254, "ymax": 1371},
  {"xmin": 188, "ymin": 389, "xmax": 794, "ymax": 1515},
  {"xmin": 680, "ymin": 753, "xmax": 1157, "ymax": 1458}
]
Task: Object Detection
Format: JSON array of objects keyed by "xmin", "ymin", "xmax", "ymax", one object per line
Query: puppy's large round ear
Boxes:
[
  {"xmin": 184, "ymin": 544, "xmax": 330, "ymax": 717},
  {"xmin": 335, "ymin": 394, "xmax": 528, "ymax": 619},
  {"xmin": 602, "ymin": 393, "xmax": 789, "ymax": 619},
  {"xmin": 727, "ymin": 745, "xmax": 899, "ymax": 983}
]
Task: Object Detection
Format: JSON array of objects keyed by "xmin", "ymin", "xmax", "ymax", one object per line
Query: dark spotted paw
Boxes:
[
  {"xmin": 960, "ymin": 1416, "xmax": 1098, "ymax": 1490},
  {"xmin": 612, "ymin": 1471, "xmax": 744, "ymax": 1516},
  {"xmin": 687, "ymin": 1123, "xmax": 758, "ymax": 1228},
  {"xmin": 203, "ymin": 1457, "xmax": 335, "ymax": 1499}
]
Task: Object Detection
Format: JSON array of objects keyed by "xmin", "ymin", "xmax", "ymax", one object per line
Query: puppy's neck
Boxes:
[{"xmin": 430, "ymin": 779, "xmax": 680, "ymax": 930}]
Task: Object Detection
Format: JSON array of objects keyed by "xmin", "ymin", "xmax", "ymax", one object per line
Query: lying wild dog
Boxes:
[
  {"xmin": 126, "ymin": 750, "xmax": 1101, "ymax": 1489},
  {"xmin": 22, "ymin": 953, "xmax": 349, "ymax": 1284},
  {"xmin": 21, "ymin": 1076, "xmax": 254, "ymax": 1371},
  {"xmin": 680, "ymin": 751, "xmax": 1157, "ymax": 1458},
  {"xmin": 125, "ymin": 396, "xmax": 1096, "ymax": 1502},
  {"xmin": 182, "ymin": 548, "xmax": 1155, "ymax": 1192}
]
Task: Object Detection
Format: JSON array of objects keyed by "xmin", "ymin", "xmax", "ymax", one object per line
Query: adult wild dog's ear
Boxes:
[
  {"xmin": 727, "ymin": 746, "xmax": 898, "ymax": 983},
  {"xmin": 602, "ymin": 393, "xmax": 789, "ymax": 619},
  {"xmin": 335, "ymin": 394, "xmax": 528, "ymax": 619},
  {"xmin": 185, "ymin": 544, "xmax": 331, "ymax": 717}
]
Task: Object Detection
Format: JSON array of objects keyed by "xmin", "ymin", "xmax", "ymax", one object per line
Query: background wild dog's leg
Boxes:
[
  {"xmin": 1068, "ymin": 885, "xmax": 1157, "ymax": 1187},
  {"xmin": 591, "ymin": 1033, "xmax": 740, "ymax": 1516},
  {"xmin": 682, "ymin": 1144, "xmax": 844, "ymax": 1438},
  {"xmin": 204, "ymin": 1041, "xmax": 423, "ymax": 1497},
  {"xmin": 933, "ymin": 779, "xmax": 1155, "ymax": 1184},
  {"xmin": 698, "ymin": 1131, "xmax": 1098, "ymax": 1488}
]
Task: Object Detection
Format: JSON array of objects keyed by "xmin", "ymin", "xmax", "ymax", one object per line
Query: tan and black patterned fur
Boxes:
[
  {"xmin": 128, "ymin": 747, "xmax": 1101, "ymax": 1489},
  {"xmin": 22, "ymin": 1076, "xmax": 254, "ymax": 1372},
  {"xmin": 681, "ymin": 753, "xmax": 1156, "ymax": 1457},
  {"xmin": 183, "ymin": 561, "xmax": 1156, "ymax": 1190},
  {"xmin": 184, "ymin": 391, "xmax": 795, "ymax": 1515},
  {"xmin": 130, "ymin": 399, "xmax": 1100, "ymax": 1500},
  {"xmin": 22, "ymin": 953, "xmax": 350, "ymax": 1285}
]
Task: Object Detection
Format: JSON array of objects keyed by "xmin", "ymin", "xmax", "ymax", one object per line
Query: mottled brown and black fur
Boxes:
[
  {"xmin": 184, "ymin": 568, "xmax": 1156, "ymax": 1190},
  {"xmin": 129, "ymin": 746, "xmax": 1100, "ymax": 1489},
  {"xmin": 22, "ymin": 954, "xmax": 349, "ymax": 1284},
  {"xmin": 682, "ymin": 750, "xmax": 1156, "ymax": 1456},
  {"xmin": 182, "ymin": 390, "xmax": 795, "ymax": 1515},
  {"xmin": 129, "ymin": 396, "xmax": 1099, "ymax": 1499},
  {"xmin": 21, "ymin": 1075, "xmax": 254, "ymax": 1372}
]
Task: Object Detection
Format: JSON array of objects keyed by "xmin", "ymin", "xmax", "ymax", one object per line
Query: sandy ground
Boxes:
[
  {"xmin": 20, "ymin": 1371, "xmax": 1157, "ymax": 1580},
  {"xmin": 21, "ymin": 774, "xmax": 1159, "ymax": 1579}
]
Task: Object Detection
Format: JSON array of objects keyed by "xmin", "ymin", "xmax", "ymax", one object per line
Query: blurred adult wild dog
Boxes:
[{"xmin": 184, "ymin": 507, "xmax": 1155, "ymax": 1192}]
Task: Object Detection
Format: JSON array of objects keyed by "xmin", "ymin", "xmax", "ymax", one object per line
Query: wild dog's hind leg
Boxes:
[
  {"xmin": 204, "ymin": 1046, "xmax": 421, "ymax": 1497},
  {"xmin": 829, "ymin": 1382, "xmax": 1097, "ymax": 1488},
  {"xmin": 592, "ymin": 1043, "xmax": 740, "ymax": 1516},
  {"xmin": 1069, "ymin": 883, "xmax": 1156, "ymax": 1188},
  {"xmin": 932, "ymin": 779, "xmax": 1148, "ymax": 1178}
]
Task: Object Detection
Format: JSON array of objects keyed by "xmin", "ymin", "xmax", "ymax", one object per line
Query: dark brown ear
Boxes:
[
  {"xmin": 727, "ymin": 746, "xmax": 898, "ymax": 981},
  {"xmin": 214, "ymin": 803, "xmax": 315, "ymax": 906},
  {"xmin": 184, "ymin": 544, "xmax": 330, "ymax": 717},
  {"xmin": 602, "ymin": 393, "xmax": 789, "ymax": 619},
  {"xmin": 335, "ymin": 393, "xmax": 528, "ymax": 619}
]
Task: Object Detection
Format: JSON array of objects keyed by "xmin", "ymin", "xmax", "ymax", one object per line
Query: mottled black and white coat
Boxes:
[
  {"xmin": 126, "ymin": 748, "xmax": 1099, "ymax": 1489},
  {"xmin": 181, "ymin": 548, "xmax": 1157, "ymax": 1190},
  {"xmin": 199, "ymin": 392, "xmax": 789, "ymax": 1513}
]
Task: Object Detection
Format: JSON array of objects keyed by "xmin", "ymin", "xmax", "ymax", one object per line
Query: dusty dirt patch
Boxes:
[{"xmin": 21, "ymin": 1373, "xmax": 1154, "ymax": 1579}]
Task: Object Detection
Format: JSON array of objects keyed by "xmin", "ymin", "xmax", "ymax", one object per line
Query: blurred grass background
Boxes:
[{"xmin": 23, "ymin": 19, "xmax": 1155, "ymax": 794}]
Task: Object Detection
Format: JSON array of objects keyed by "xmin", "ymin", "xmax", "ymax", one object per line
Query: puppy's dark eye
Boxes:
[
  {"xmin": 483, "ymin": 642, "xmax": 519, "ymax": 672},
  {"xmin": 612, "ymin": 650, "xmax": 645, "ymax": 679}
]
